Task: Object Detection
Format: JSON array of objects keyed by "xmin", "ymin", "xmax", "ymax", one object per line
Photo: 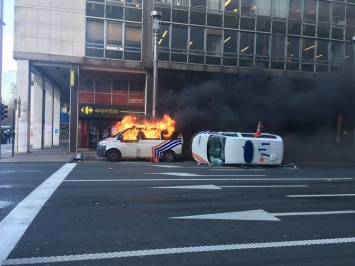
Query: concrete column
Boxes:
[
  {"xmin": 53, "ymin": 87, "xmax": 60, "ymax": 146},
  {"xmin": 44, "ymin": 82, "xmax": 53, "ymax": 148},
  {"xmin": 16, "ymin": 60, "xmax": 31, "ymax": 153},
  {"xmin": 31, "ymin": 74, "xmax": 44, "ymax": 149}
]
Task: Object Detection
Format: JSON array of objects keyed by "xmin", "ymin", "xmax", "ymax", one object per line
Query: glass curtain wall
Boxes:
[
  {"xmin": 154, "ymin": 0, "xmax": 352, "ymax": 74},
  {"xmin": 86, "ymin": 0, "xmax": 142, "ymax": 61}
]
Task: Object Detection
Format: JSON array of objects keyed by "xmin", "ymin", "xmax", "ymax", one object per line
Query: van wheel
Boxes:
[
  {"xmin": 163, "ymin": 150, "xmax": 175, "ymax": 162},
  {"xmin": 107, "ymin": 150, "xmax": 121, "ymax": 162}
]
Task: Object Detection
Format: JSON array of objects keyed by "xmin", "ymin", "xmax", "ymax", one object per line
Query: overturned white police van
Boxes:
[
  {"xmin": 97, "ymin": 126, "xmax": 183, "ymax": 162},
  {"xmin": 191, "ymin": 129, "xmax": 284, "ymax": 165}
]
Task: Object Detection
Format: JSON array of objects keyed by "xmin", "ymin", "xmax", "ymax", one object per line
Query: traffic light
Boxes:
[{"xmin": 0, "ymin": 103, "xmax": 8, "ymax": 120}]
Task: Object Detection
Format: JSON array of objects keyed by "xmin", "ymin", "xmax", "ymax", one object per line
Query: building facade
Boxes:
[{"xmin": 13, "ymin": 0, "xmax": 355, "ymax": 159}]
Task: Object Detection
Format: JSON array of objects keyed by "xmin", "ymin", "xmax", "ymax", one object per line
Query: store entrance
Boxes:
[{"xmin": 79, "ymin": 120, "xmax": 111, "ymax": 148}]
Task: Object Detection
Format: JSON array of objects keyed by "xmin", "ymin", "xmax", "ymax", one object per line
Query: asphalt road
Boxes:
[{"xmin": 0, "ymin": 161, "xmax": 355, "ymax": 265}]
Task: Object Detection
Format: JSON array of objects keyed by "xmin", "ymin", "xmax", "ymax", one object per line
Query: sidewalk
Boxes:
[{"xmin": 0, "ymin": 140, "xmax": 99, "ymax": 163}]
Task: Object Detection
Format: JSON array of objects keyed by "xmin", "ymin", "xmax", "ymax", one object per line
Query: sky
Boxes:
[{"xmin": 2, "ymin": 0, "xmax": 16, "ymax": 72}]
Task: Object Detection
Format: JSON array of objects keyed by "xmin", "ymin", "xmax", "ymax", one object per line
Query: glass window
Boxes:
[
  {"xmin": 287, "ymin": 36, "xmax": 300, "ymax": 60},
  {"xmin": 224, "ymin": 13, "xmax": 239, "ymax": 28},
  {"xmin": 273, "ymin": 21, "xmax": 286, "ymax": 34},
  {"xmin": 172, "ymin": 0, "xmax": 189, "ymax": 6},
  {"xmin": 272, "ymin": 0, "xmax": 287, "ymax": 18},
  {"xmin": 288, "ymin": 20, "xmax": 301, "ymax": 35},
  {"xmin": 318, "ymin": 1, "xmax": 330, "ymax": 23},
  {"xmin": 125, "ymin": 23, "xmax": 142, "ymax": 52},
  {"xmin": 224, "ymin": 0, "xmax": 239, "ymax": 13},
  {"xmin": 240, "ymin": 17, "xmax": 255, "ymax": 30},
  {"xmin": 86, "ymin": 20, "xmax": 104, "ymax": 51},
  {"xmin": 256, "ymin": 33, "xmax": 269, "ymax": 58},
  {"xmin": 159, "ymin": 24, "xmax": 170, "ymax": 49},
  {"xmin": 332, "ymin": 3, "xmax": 345, "ymax": 26},
  {"xmin": 172, "ymin": 26, "xmax": 188, "ymax": 52},
  {"xmin": 241, "ymin": 0, "xmax": 256, "ymax": 15},
  {"xmin": 346, "ymin": 5, "xmax": 355, "ymax": 27},
  {"xmin": 302, "ymin": 38, "xmax": 315, "ymax": 61},
  {"xmin": 95, "ymin": 78, "xmax": 111, "ymax": 93},
  {"xmin": 155, "ymin": 7, "xmax": 171, "ymax": 21},
  {"xmin": 125, "ymin": 7, "xmax": 142, "ymax": 22},
  {"xmin": 303, "ymin": 0, "xmax": 316, "ymax": 22},
  {"xmin": 125, "ymin": 0, "xmax": 142, "ymax": 8},
  {"xmin": 106, "ymin": 4, "xmax": 124, "ymax": 20},
  {"xmin": 207, "ymin": 0, "xmax": 223, "ymax": 11},
  {"xmin": 332, "ymin": 28, "xmax": 344, "ymax": 40},
  {"xmin": 189, "ymin": 27, "xmax": 205, "ymax": 54},
  {"xmin": 271, "ymin": 34, "xmax": 285, "ymax": 59},
  {"xmin": 255, "ymin": 0, "xmax": 271, "ymax": 17},
  {"xmin": 112, "ymin": 79, "xmax": 129, "ymax": 92},
  {"xmin": 223, "ymin": 30, "xmax": 238, "ymax": 55},
  {"xmin": 172, "ymin": 9, "xmax": 188, "ymax": 23},
  {"xmin": 190, "ymin": 10, "xmax": 206, "ymax": 25},
  {"xmin": 207, "ymin": 13, "xmax": 223, "ymax": 27},
  {"xmin": 206, "ymin": 28, "xmax": 222, "ymax": 56},
  {"xmin": 288, "ymin": 0, "xmax": 301, "ymax": 19},
  {"xmin": 330, "ymin": 42, "xmax": 344, "ymax": 64},
  {"xmin": 316, "ymin": 40, "xmax": 329, "ymax": 62},
  {"xmin": 317, "ymin": 25, "xmax": 330, "ymax": 39},
  {"xmin": 191, "ymin": 0, "xmax": 207, "ymax": 8},
  {"xmin": 239, "ymin": 32, "xmax": 254, "ymax": 57},
  {"xmin": 303, "ymin": 24, "xmax": 316, "ymax": 37},
  {"xmin": 257, "ymin": 18, "xmax": 271, "ymax": 32},
  {"xmin": 86, "ymin": 2, "xmax": 104, "ymax": 17},
  {"xmin": 107, "ymin": 22, "xmax": 122, "ymax": 48},
  {"xmin": 346, "ymin": 26, "xmax": 355, "ymax": 42}
]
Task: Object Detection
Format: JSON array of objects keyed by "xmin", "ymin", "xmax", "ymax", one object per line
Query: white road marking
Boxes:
[
  {"xmin": 2, "ymin": 237, "xmax": 355, "ymax": 265},
  {"xmin": 152, "ymin": 185, "xmax": 308, "ymax": 190},
  {"xmin": 287, "ymin": 194, "xmax": 355, "ymax": 197},
  {"xmin": 64, "ymin": 178, "xmax": 352, "ymax": 182},
  {"xmin": 171, "ymin": 209, "xmax": 355, "ymax": 221},
  {"xmin": 0, "ymin": 163, "xmax": 76, "ymax": 263}
]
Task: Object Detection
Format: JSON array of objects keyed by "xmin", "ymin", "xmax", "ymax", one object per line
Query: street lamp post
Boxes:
[
  {"xmin": 151, "ymin": 11, "xmax": 162, "ymax": 119},
  {"xmin": 352, "ymin": 36, "xmax": 355, "ymax": 155}
]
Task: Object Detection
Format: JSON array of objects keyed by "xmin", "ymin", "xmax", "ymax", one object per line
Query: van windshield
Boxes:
[{"xmin": 207, "ymin": 135, "xmax": 225, "ymax": 163}]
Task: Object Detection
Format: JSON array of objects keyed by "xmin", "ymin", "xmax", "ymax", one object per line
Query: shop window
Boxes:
[
  {"xmin": 129, "ymin": 81, "xmax": 144, "ymax": 106},
  {"xmin": 79, "ymin": 92, "xmax": 95, "ymax": 103},
  {"xmin": 95, "ymin": 78, "xmax": 111, "ymax": 93},
  {"xmin": 112, "ymin": 79, "xmax": 128, "ymax": 105}
]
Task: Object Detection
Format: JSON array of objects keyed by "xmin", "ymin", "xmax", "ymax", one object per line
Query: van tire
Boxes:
[
  {"xmin": 107, "ymin": 149, "xmax": 121, "ymax": 162},
  {"xmin": 163, "ymin": 150, "xmax": 175, "ymax": 162}
]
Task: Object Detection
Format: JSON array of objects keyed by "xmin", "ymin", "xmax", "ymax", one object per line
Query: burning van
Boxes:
[
  {"xmin": 191, "ymin": 123, "xmax": 284, "ymax": 165},
  {"xmin": 96, "ymin": 115, "xmax": 183, "ymax": 162}
]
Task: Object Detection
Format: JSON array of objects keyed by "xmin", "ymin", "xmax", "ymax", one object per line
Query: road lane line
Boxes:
[
  {"xmin": 0, "ymin": 163, "xmax": 77, "ymax": 263},
  {"xmin": 63, "ymin": 178, "xmax": 352, "ymax": 182},
  {"xmin": 287, "ymin": 194, "xmax": 355, "ymax": 197},
  {"xmin": 2, "ymin": 237, "xmax": 355, "ymax": 265}
]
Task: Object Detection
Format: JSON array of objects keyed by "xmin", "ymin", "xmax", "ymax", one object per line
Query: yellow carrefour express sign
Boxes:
[{"xmin": 79, "ymin": 104, "xmax": 144, "ymax": 118}]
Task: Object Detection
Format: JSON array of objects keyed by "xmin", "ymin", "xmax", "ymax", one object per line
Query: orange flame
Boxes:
[{"xmin": 112, "ymin": 115, "xmax": 176, "ymax": 141}]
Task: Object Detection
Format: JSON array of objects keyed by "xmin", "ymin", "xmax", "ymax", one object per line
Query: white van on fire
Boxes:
[{"xmin": 96, "ymin": 126, "xmax": 183, "ymax": 162}]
